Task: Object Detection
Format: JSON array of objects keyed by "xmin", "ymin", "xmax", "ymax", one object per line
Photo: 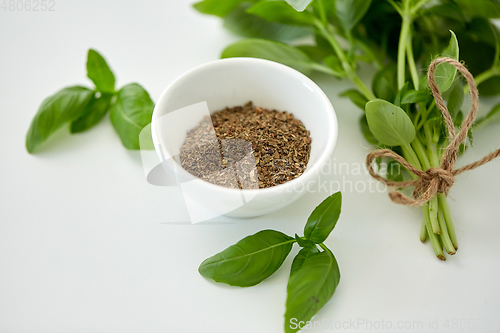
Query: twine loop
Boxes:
[{"xmin": 366, "ymin": 57, "xmax": 500, "ymax": 206}]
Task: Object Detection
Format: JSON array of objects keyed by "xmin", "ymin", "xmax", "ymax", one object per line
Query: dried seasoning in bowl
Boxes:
[{"xmin": 180, "ymin": 102, "xmax": 311, "ymax": 189}]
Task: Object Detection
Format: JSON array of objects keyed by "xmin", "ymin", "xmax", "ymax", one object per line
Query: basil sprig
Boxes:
[
  {"xmin": 199, "ymin": 192, "xmax": 342, "ymax": 333},
  {"xmin": 26, "ymin": 49, "xmax": 153, "ymax": 153}
]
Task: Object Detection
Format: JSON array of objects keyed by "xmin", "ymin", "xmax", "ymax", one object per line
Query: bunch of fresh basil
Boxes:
[
  {"xmin": 199, "ymin": 192, "xmax": 342, "ymax": 333},
  {"xmin": 193, "ymin": 0, "xmax": 500, "ymax": 260},
  {"xmin": 26, "ymin": 49, "xmax": 154, "ymax": 153}
]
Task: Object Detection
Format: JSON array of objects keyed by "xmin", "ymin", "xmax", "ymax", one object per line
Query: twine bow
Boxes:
[{"xmin": 366, "ymin": 57, "xmax": 500, "ymax": 207}]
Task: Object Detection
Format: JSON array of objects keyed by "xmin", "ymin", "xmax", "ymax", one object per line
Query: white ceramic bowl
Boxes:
[{"xmin": 151, "ymin": 58, "xmax": 337, "ymax": 220}]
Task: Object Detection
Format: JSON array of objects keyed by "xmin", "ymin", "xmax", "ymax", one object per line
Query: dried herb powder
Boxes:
[{"xmin": 180, "ymin": 102, "xmax": 311, "ymax": 189}]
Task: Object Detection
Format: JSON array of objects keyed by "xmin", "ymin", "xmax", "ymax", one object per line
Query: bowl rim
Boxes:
[{"xmin": 151, "ymin": 57, "xmax": 338, "ymax": 195}]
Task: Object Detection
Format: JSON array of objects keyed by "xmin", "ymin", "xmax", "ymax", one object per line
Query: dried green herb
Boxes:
[{"xmin": 180, "ymin": 102, "xmax": 311, "ymax": 189}]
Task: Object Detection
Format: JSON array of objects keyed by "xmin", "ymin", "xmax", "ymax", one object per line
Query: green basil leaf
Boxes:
[
  {"xmin": 294, "ymin": 234, "xmax": 314, "ymax": 248},
  {"xmin": 247, "ymin": 1, "xmax": 314, "ymax": 26},
  {"xmin": 70, "ymin": 93, "xmax": 113, "ymax": 133},
  {"xmin": 110, "ymin": 83, "xmax": 154, "ymax": 150},
  {"xmin": 454, "ymin": 0, "xmax": 500, "ymax": 18},
  {"xmin": 139, "ymin": 123, "xmax": 155, "ymax": 151},
  {"xmin": 323, "ymin": 54, "xmax": 345, "ymax": 76},
  {"xmin": 458, "ymin": 18, "xmax": 498, "ymax": 80},
  {"xmin": 478, "ymin": 77, "xmax": 500, "ymax": 96},
  {"xmin": 425, "ymin": 2, "xmax": 466, "ymax": 23},
  {"xmin": 433, "ymin": 31, "xmax": 459, "ymax": 93},
  {"xmin": 312, "ymin": 0, "xmax": 336, "ymax": 21},
  {"xmin": 425, "ymin": 117, "xmax": 445, "ymax": 144},
  {"xmin": 446, "ymin": 79, "xmax": 464, "ymax": 119},
  {"xmin": 87, "ymin": 49, "xmax": 115, "ymax": 94},
  {"xmin": 296, "ymin": 45, "xmax": 331, "ymax": 63},
  {"xmin": 454, "ymin": 111, "xmax": 464, "ymax": 128},
  {"xmin": 394, "ymin": 82, "xmax": 409, "ymax": 107},
  {"xmin": 340, "ymin": 89, "xmax": 369, "ymax": 110},
  {"xmin": 365, "ymin": 99, "xmax": 416, "ymax": 147},
  {"xmin": 360, "ymin": 115, "xmax": 379, "ymax": 146},
  {"xmin": 315, "ymin": 33, "xmax": 334, "ymax": 55},
  {"xmin": 289, "ymin": 246, "xmax": 319, "ymax": 276},
  {"xmin": 224, "ymin": 3, "xmax": 311, "ymax": 41},
  {"xmin": 26, "ymin": 86, "xmax": 94, "ymax": 153},
  {"xmin": 199, "ymin": 230, "xmax": 295, "ymax": 287},
  {"xmin": 285, "ymin": 247, "xmax": 340, "ymax": 333},
  {"xmin": 386, "ymin": 160, "xmax": 404, "ymax": 182},
  {"xmin": 193, "ymin": 0, "xmax": 244, "ymax": 17},
  {"xmin": 401, "ymin": 89, "xmax": 429, "ymax": 104},
  {"xmin": 335, "ymin": 0, "xmax": 372, "ymax": 32},
  {"xmin": 284, "ymin": 0, "xmax": 313, "ymax": 12},
  {"xmin": 372, "ymin": 64, "xmax": 398, "ymax": 102},
  {"xmin": 304, "ymin": 192, "xmax": 342, "ymax": 244},
  {"xmin": 221, "ymin": 38, "xmax": 317, "ymax": 75}
]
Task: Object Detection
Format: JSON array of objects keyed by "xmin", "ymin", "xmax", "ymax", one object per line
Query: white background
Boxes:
[{"xmin": 1, "ymin": 1, "xmax": 500, "ymax": 332}]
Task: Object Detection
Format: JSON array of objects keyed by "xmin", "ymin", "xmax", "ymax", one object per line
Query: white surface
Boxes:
[
  {"xmin": 1, "ymin": 1, "xmax": 500, "ymax": 332},
  {"xmin": 151, "ymin": 58, "xmax": 337, "ymax": 218}
]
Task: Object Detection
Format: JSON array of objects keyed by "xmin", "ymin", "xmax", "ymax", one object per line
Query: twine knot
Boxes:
[
  {"xmin": 366, "ymin": 57, "xmax": 500, "ymax": 207},
  {"xmin": 421, "ymin": 167, "xmax": 454, "ymax": 194}
]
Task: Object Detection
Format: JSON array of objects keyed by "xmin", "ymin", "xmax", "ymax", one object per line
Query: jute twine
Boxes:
[{"xmin": 366, "ymin": 57, "xmax": 500, "ymax": 207}]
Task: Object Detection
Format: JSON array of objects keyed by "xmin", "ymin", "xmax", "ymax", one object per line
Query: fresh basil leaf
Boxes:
[
  {"xmin": 372, "ymin": 64, "xmax": 398, "ymax": 102},
  {"xmin": 224, "ymin": 3, "xmax": 311, "ymax": 42},
  {"xmin": 26, "ymin": 86, "xmax": 94, "ymax": 153},
  {"xmin": 315, "ymin": 33, "xmax": 335, "ymax": 55},
  {"xmin": 70, "ymin": 93, "xmax": 113, "ymax": 133},
  {"xmin": 193, "ymin": 0, "xmax": 244, "ymax": 17},
  {"xmin": 360, "ymin": 115, "xmax": 379, "ymax": 146},
  {"xmin": 312, "ymin": 0, "xmax": 336, "ymax": 21},
  {"xmin": 139, "ymin": 123, "xmax": 155, "ymax": 151},
  {"xmin": 360, "ymin": 0, "xmax": 400, "ymax": 61},
  {"xmin": 221, "ymin": 38, "xmax": 317, "ymax": 75},
  {"xmin": 323, "ymin": 54, "xmax": 345, "ymax": 76},
  {"xmin": 285, "ymin": 247, "xmax": 340, "ymax": 333},
  {"xmin": 478, "ymin": 77, "xmax": 500, "ymax": 96},
  {"xmin": 294, "ymin": 234, "xmax": 314, "ymax": 248},
  {"xmin": 110, "ymin": 83, "xmax": 154, "ymax": 150},
  {"xmin": 433, "ymin": 31, "xmax": 459, "ymax": 93},
  {"xmin": 335, "ymin": 0, "xmax": 372, "ymax": 32},
  {"xmin": 304, "ymin": 192, "xmax": 342, "ymax": 244},
  {"xmin": 394, "ymin": 82, "xmax": 409, "ymax": 107},
  {"xmin": 454, "ymin": 111, "xmax": 463, "ymax": 128},
  {"xmin": 401, "ymin": 90, "xmax": 429, "ymax": 104},
  {"xmin": 454, "ymin": 0, "xmax": 500, "ymax": 18},
  {"xmin": 198, "ymin": 230, "xmax": 295, "ymax": 287},
  {"xmin": 425, "ymin": 2, "xmax": 466, "ymax": 23},
  {"xmin": 247, "ymin": 1, "xmax": 314, "ymax": 26},
  {"xmin": 418, "ymin": 73, "xmax": 429, "ymax": 91},
  {"xmin": 296, "ymin": 45, "xmax": 331, "ymax": 63},
  {"xmin": 458, "ymin": 18, "xmax": 498, "ymax": 80},
  {"xmin": 87, "ymin": 49, "xmax": 115, "ymax": 94},
  {"xmin": 446, "ymin": 79, "xmax": 464, "ymax": 119},
  {"xmin": 386, "ymin": 160, "xmax": 404, "ymax": 182},
  {"xmin": 365, "ymin": 99, "xmax": 416, "ymax": 147},
  {"xmin": 284, "ymin": 0, "xmax": 313, "ymax": 12},
  {"xmin": 289, "ymin": 246, "xmax": 319, "ymax": 276},
  {"xmin": 426, "ymin": 117, "xmax": 445, "ymax": 144},
  {"xmin": 340, "ymin": 89, "xmax": 368, "ymax": 110}
]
